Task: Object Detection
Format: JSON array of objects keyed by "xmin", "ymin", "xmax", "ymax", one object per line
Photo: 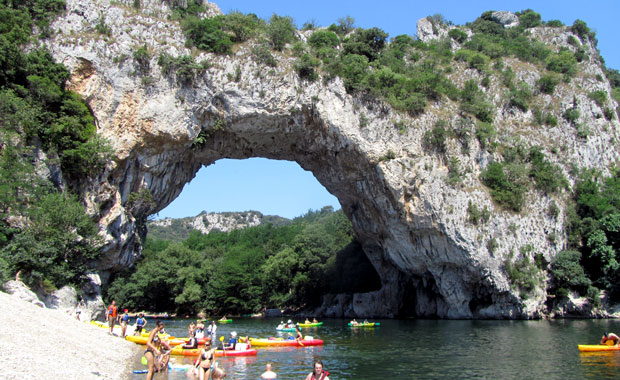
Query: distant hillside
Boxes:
[{"xmin": 147, "ymin": 211, "xmax": 291, "ymax": 241}]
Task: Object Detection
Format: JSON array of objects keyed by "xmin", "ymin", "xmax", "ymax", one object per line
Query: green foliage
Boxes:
[
  {"xmin": 182, "ymin": 15, "xmax": 233, "ymax": 54},
  {"xmin": 343, "ymin": 27, "xmax": 388, "ymax": 62},
  {"xmin": 537, "ymin": 73, "xmax": 559, "ymax": 94},
  {"xmin": 460, "ymin": 80, "xmax": 493, "ymax": 122},
  {"xmin": 570, "ymin": 19, "xmax": 596, "ymax": 43},
  {"xmin": 517, "ymin": 9, "xmax": 542, "ymax": 28},
  {"xmin": 328, "ymin": 15, "xmax": 355, "ymax": 35},
  {"xmin": 251, "ymin": 44, "xmax": 277, "ymax": 67},
  {"xmin": 467, "ymin": 201, "xmax": 490, "ymax": 225},
  {"xmin": 508, "ymin": 81, "xmax": 532, "ymax": 111},
  {"xmin": 0, "ymin": 2, "xmax": 111, "ymax": 289},
  {"xmin": 475, "ymin": 121, "xmax": 496, "ymax": 150},
  {"xmin": 295, "ymin": 54, "xmax": 320, "ymax": 81},
  {"xmin": 266, "ymin": 14, "xmax": 296, "ymax": 51},
  {"xmin": 448, "ymin": 29, "xmax": 467, "ymax": 43},
  {"xmin": 133, "ymin": 44, "xmax": 150, "ymax": 72},
  {"xmin": 563, "ymin": 105, "xmax": 580, "ymax": 124},
  {"xmin": 546, "ymin": 50, "xmax": 577, "ymax": 77},
  {"xmin": 222, "ymin": 11, "xmax": 263, "ymax": 43},
  {"xmin": 446, "ymin": 156, "xmax": 463, "ymax": 186},
  {"xmin": 107, "ymin": 208, "xmax": 376, "ymax": 313},
  {"xmin": 504, "ymin": 253, "xmax": 542, "ymax": 297},
  {"xmin": 0, "ymin": 189, "xmax": 101, "ymax": 288},
  {"xmin": 423, "ymin": 120, "xmax": 450, "ymax": 153},
  {"xmin": 527, "ymin": 146, "xmax": 567, "ymax": 194},
  {"xmin": 481, "ymin": 161, "xmax": 528, "ymax": 212},
  {"xmin": 454, "ymin": 49, "xmax": 489, "ymax": 72},
  {"xmin": 546, "ymin": 20, "xmax": 564, "ymax": 27},
  {"xmin": 95, "ymin": 13, "xmax": 111, "ymax": 36},
  {"xmin": 308, "ymin": 30, "xmax": 340, "ymax": 49},
  {"xmin": 565, "ymin": 168, "xmax": 620, "ymax": 301},
  {"xmin": 588, "ymin": 90, "xmax": 607, "ymax": 108}
]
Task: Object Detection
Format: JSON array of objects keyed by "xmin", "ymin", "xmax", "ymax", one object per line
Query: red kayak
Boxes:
[
  {"xmin": 170, "ymin": 346, "xmax": 258, "ymax": 356},
  {"xmin": 249, "ymin": 337, "xmax": 324, "ymax": 347}
]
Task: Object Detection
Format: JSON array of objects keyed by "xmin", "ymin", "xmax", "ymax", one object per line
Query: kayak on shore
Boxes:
[{"xmin": 249, "ymin": 337, "xmax": 324, "ymax": 347}]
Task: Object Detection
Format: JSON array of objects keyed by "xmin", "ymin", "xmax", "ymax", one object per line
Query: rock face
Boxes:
[
  {"xmin": 148, "ymin": 211, "xmax": 281, "ymax": 240},
  {"xmin": 45, "ymin": 1, "xmax": 620, "ymax": 318}
]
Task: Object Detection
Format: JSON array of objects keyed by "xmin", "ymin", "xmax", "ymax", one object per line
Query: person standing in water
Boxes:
[
  {"xmin": 260, "ymin": 363, "xmax": 277, "ymax": 379},
  {"xmin": 145, "ymin": 321, "xmax": 166, "ymax": 380},
  {"xmin": 305, "ymin": 360, "xmax": 330, "ymax": 380}
]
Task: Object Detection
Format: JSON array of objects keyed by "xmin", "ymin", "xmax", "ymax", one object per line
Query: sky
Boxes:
[{"xmin": 156, "ymin": 0, "xmax": 619, "ymax": 220}]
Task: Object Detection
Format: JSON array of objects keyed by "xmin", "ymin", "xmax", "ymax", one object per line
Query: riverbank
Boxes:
[{"xmin": 0, "ymin": 290, "xmax": 139, "ymax": 380}]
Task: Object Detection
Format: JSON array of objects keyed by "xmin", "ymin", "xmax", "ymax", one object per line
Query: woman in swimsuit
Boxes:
[
  {"xmin": 187, "ymin": 341, "xmax": 216, "ymax": 380},
  {"xmin": 145, "ymin": 321, "xmax": 166, "ymax": 380}
]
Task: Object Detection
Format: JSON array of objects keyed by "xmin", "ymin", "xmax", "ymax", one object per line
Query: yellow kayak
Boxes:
[
  {"xmin": 297, "ymin": 322, "xmax": 323, "ymax": 327},
  {"xmin": 578, "ymin": 344, "xmax": 620, "ymax": 352}
]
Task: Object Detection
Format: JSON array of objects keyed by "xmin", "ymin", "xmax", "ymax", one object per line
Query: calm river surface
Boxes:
[{"xmin": 128, "ymin": 317, "xmax": 620, "ymax": 380}]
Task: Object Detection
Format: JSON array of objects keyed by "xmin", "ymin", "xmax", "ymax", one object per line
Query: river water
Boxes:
[{"xmin": 128, "ymin": 317, "xmax": 620, "ymax": 380}]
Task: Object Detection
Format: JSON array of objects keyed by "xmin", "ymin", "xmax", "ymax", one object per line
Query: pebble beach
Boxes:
[{"xmin": 0, "ymin": 290, "xmax": 140, "ymax": 380}]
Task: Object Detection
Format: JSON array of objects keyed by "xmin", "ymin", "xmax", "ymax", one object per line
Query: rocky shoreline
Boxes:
[{"xmin": 0, "ymin": 290, "xmax": 140, "ymax": 380}]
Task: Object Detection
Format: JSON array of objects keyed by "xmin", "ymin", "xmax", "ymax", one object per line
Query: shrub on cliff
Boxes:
[
  {"xmin": 181, "ymin": 15, "xmax": 233, "ymax": 54},
  {"xmin": 266, "ymin": 14, "xmax": 296, "ymax": 51}
]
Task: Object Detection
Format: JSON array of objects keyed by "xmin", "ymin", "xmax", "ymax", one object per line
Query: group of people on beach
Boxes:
[{"xmin": 104, "ymin": 300, "xmax": 148, "ymax": 338}]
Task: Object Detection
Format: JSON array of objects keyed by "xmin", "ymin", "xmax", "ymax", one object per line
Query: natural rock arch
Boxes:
[{"xmin": 47, "ymin": 1, "xmax": 620, "ymax": 318}]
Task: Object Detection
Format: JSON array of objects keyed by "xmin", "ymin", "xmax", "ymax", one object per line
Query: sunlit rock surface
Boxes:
[{"xmin": 47, "ymin": 0, "xmax": 620, "ymax": 318}]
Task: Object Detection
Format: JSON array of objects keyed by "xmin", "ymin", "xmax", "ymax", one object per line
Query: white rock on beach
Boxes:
[{"xmin": 0, "ymin": 290, "xmax": 139, "ymax": 380}]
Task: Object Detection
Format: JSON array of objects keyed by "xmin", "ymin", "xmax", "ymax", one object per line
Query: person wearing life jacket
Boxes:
[
  {"xmin": 601, "ymin": 332, "xmax": 620, "ymax": 345},
  {"xmin": 134, "ymin": 313, "xmax": 147, "ymax": 335},
  {"xmin": 107, "ymin": 301, "xmax": 118, "ymax": 334},
  {"xmin": 223, "ymin": 331, "xmax": 237, "ymax": 350},
  {"xmin": 304, "ymin": 360, "xmax": 330, "ymax": 380},
  {"xmin": 119, "ymin": 309, "xmax": 130, "ymax": 338}
]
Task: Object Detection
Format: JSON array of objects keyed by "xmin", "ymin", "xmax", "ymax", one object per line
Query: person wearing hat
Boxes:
[
  {"xmin": 223, "ymin": 331, "xmax": 238, "ymax": 350},
  {"xmin": 118, "ymin": 309, "xmax": 130, "ymax": 338}
]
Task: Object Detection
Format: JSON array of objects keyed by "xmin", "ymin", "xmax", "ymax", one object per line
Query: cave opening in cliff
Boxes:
[{"xmin": 148, "ymin": 157, "xmax": 381, "ymax": 300}]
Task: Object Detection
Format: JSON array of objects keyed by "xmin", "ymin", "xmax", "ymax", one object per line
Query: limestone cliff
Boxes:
[
  {"xmin": 148, "ymin": 211, "xmax": 289, "ymax": 241},
  {"xmin": 45, "ymin": 1, "xmax": 620, "ymax": 318}
]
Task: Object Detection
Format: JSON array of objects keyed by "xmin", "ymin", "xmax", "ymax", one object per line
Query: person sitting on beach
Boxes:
[
  {"xmin": 601, "ymin": 332, "xmax": 620, "ymax": 345},
  {"xmin": 261, "ymin": 363, "xmax": 277, "ymax": 379},
  {"xmin": 135, "ymin": 313, "xmax": 147, "ymax": 335},
  {"xmin": 304, "ymin": 360, "xmax": 330, "ymax": 380}
]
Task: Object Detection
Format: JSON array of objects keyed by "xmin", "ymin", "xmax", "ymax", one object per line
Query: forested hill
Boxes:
[
  {"xmin": 147, "ymin": 211, "xmax": 291, "ymax": 241},
  {"xmin": 107, "ymin": 206, "xmax": 381, "ymax": 314}
]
